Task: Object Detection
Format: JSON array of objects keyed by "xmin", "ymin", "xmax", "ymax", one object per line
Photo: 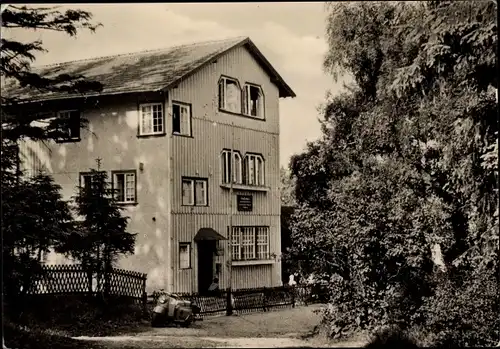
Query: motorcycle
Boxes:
[{"xmin": 151, "ymin": 290, "xmax": 202, "ymax": 327}]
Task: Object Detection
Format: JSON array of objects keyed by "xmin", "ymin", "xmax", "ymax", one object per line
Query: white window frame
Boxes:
[
  {"xmin": 179, "ymin": 242, "xmax": 191, "ymax": 269},
  {"xmin": 221, "ymin": 150, "xmax": 242, "ymax": 184},
  {"xmin": 181, "ymin": 178, "xmax": 208, "ymax": 206},
  {"xmin": 57, "ymin": 110, "xmax": 81, "ymax": 140},
  {"xmin": 244, "ymin": 154, "xmax": 265, "ymax": 186},
  {"xmin": 172, "ymin": 102, "xmax": 191, "ymax": 136},
  {"xmin": 256, "ymin": 227, "xmax": 270, "ymax": 260},
  {"xmin": 139, "ymin": 103, "xmax": 164, "ymax": 136},
  {"xmin": 112, "ymin": 171, "xmax": 137, "ymax": 204},
  {"xmin": 230, "ymin": 226, "xmax": 270, "ymax": 261},
  {"xmin": 242, "ymin": 84, "xmax": 264, "ymax": 119},
  {"xmin": 218, "ymin": 77, "xmax": 241, "ymax": 114}
]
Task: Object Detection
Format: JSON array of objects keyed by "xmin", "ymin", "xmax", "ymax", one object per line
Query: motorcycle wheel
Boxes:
[
  {"xmin": 151, "ymin": 313, "xmax": 163, "ymax": 327},
  {"xmin": 181, "ymin": 316, "xmax": 193, "ymax": 328}
]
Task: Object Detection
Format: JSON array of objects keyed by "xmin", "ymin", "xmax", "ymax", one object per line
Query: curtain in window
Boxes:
[
  {"xmin": 182, "ymin": 180, "xmax": 193, "ymax": 205},
  {"xmin": 141, "ymin": 106, "xmax": 153, "ymax": 134},
  {"xmin": 225, "ymin": 81, "xmax": 241, "ymax": 113},
  {"xmin": 180, "ymin": 106, "xmax": 190, "ymax": 135},
  {"xmin": 195, "ymin": 180, "xmax": 206, "ymax": 205}
]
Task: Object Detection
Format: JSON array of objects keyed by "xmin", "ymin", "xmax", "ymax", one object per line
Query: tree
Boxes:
[
  {"xmin": 288, "ymin": 1, "xmax": 498, "ymax": 345},
  {"xmin": 56, "ymin": 164, "xmax": 136, "ymax": 297},
  {"xmin": 1, "ymin": 5, "xmax": 104, "ymax": 164},
  {"xmin": 2, "ymin": 171, "xmax": 74, "ymax": 303},
  {"xmin": 1, "ymin": 5, "xmax": 104, "ymax": 310},
  {"xmin": 280, "ymin": 166, "xmax": 296, "ymax": 207}
]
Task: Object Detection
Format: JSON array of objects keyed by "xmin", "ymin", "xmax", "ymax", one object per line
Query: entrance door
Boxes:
[{"xmin": 197, "ymin": 241, "xmax": 215, "ymax": 294}]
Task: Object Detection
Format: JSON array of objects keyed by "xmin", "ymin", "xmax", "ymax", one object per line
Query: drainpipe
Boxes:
[{"xmin": 226, "ymin": 122, "xmax": 234, "ymax": 316}]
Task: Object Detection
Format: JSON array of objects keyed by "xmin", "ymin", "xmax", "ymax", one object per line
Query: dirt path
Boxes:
[
  {"xmin": 74, "ymin": 335, "xmax": 365, "ymax": 348},
  {"xmin": 72, "ymin": 305, "xmax": 367, "ymax": 348}
]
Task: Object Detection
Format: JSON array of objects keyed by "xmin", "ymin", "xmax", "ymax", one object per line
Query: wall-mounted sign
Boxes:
[{"xmin": 237, "ymin": 195, "xmax": 253, "ymax": 212}]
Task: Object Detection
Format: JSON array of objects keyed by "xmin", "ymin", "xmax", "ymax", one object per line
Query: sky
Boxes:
[{"xmin": 2, "ymin": 3, "xmax": 343, "ymax": 167}]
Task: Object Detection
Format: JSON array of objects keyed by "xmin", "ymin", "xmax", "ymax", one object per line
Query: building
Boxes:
[{"xmin": 5, "ymin": 37, "xmax": 296, "ymax": 294}]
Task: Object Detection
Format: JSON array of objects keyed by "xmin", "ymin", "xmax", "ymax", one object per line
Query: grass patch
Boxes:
[
  {"xmin": 3, "ymin": 322, "xmax": 104, "ymax": 349},
  {"xmin": 8, "ymin": 294, "xmax": 150, "ymax": 337}
]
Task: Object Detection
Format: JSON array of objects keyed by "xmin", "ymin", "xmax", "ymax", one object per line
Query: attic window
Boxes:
[
  {"xmin": 243, "ymin": 84, "xmax": 264, "ymax": 119},
  {"xmin": 218, "ymin": 77, "xmax": 241, "ymax": 114},
  {"xmin": 57, "ymin": 110, "xmax": 81, "ymax": 142}
]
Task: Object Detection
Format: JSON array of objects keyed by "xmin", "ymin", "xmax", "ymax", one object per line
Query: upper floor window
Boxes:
[
  {"xmin": 57, "ymin": 110, "xmax": 81, "ymax": 141},
  {"xmin": 231, "ymin": 226, "xmax": 270, "ymax": 261},
  {"xmin": 112, "ymin": 170, "xmax": 137, "ymax": 204},
  {"xmin": 139, "ymin": 103, "xmax": 164, "ymax": 136},
  {"xmin": 182, "ymin": 177, "xmax": 208, "ymax": 206},
  {"xmin": 172, "ymin": 102, "xmax": 191, "ymax": 136},
  {"xmin": 242, "ymin": 84, "xmax": 264, "ymax": 119},
  {"xmin": 221, "ymin": 149, "xmax": 242, "ymax": 184},
  {"xmin": 244, "ymin": 154, "xmax": 265, "ymax": 186},
  {"xmin": 218, "ymin": 77, "xmax": 241, "ymax": 114}
]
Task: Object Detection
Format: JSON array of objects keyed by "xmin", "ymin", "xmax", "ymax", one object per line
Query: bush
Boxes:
[
  {"xmin": 10, "ymin": 294, "xmax": 148, "ymax": 337},
  {"xmin": 416, "ymin": 271, "xmax": 500, "ymax": 347}
]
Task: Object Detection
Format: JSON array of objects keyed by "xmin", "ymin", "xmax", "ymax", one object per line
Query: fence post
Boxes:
[
  {"xmin": 226, "ymin": 288, "xmax": 233, "ymax": 316},
  {"xmin": 262, "ymin": 287, "xmax": 267, "ymax": 312},
  {"xmin": 141, "ymin": 275, "xmax": 147, "ymax": 314}
]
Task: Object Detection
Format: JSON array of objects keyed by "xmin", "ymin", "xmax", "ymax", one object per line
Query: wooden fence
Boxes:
[
  {"xmin": 151, "ymin": 283, "xmax": 328, "ymax": 319},
  {"xmin": 26, "ymin": 265, "xmax": 328, "ymax": 319},
  {"xmin": 27, "ymin": 264, "xmax": 147, "ymax": 304}
]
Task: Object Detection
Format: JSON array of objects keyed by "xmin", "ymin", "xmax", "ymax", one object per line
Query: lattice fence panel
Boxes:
[
  {"xmin": 28, "ymin": 265, "xmax": 147, "ymax": 301},
  {"xmin": 109, "ymin": 268, "xmax": 147, "ymax": 298}
]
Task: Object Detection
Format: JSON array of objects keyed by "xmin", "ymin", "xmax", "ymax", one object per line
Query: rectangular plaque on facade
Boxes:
[{"xmin": 237, "ymin": 195, "xmax": 253, "ymax": 211}]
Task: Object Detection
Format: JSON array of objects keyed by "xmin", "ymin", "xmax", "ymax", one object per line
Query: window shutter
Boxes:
[
  {"xmin": 242, "ymin": 86, "xmax": 248, "ymax": 115},
  {"xmin": 219, "ymin": 79, "xmax": 225, "ymax": 109}
]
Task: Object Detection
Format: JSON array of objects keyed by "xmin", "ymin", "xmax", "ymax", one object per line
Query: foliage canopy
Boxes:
[{"xmin": 286, "ymin": 1, "xmax": 498, "ymax": 346}]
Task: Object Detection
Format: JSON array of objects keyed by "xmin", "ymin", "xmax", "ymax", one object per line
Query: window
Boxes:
[
  {"xmin": 221, "ymin": 150, "xmax": 242, "ymax": 185},
  {"xmin": 181, "ymin": 178, "xmax": 208, "ymax": 206},
  {"xmin": 139, "ymin": 103, "xmax": 164, "ymax": 135},
  {"xmin": 79, "ymin": 171, "xmax": 105, "ymax": 196},
  {"xmin": 244, "ymin": 154, "xmax": 265, "ymax": 186},
  {"xmin": 242, "ymin": 84, "xmax": 264, "ymax": 118},
  {"xmin": 112, "ymin": 171, "xmax": 137, "ymax": 204},
  {"xmin": 57, "ymin": 110, "xmax": 81, "ymax": 141},
  {"xmin": 179, "ymin": 243, "xmax": 191, "ymax": 269},
  {"xmin": 218, "ymin": 77, "xmax": 241, "ymax": 113},
  {"xmin": 230, "ymin": 227, "xmax": 270, "ymax": 261},
  {"xmin": 172, "ymin": 102, "xmax": 191, "ymax": 136}
]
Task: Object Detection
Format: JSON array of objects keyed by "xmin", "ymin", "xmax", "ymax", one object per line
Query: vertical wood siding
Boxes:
[{"xmin": 169, "ymin": 45, "xmax": 282, "ymax": 292}]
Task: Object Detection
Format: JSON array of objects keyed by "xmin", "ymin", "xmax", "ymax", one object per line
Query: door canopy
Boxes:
[{"xmin": 194, "ymin": 227, "xmax": 227, "ymax": 241}]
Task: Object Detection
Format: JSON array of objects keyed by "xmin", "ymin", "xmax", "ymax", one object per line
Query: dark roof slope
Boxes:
[{"xmin": 3, "ymin": 37, "xmax": 295, "ymax": 102}]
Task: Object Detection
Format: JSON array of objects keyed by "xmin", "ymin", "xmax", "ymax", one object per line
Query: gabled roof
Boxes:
[{"xmin": 3, "ymin": 36, "xmax": 295, "ymax": 102}]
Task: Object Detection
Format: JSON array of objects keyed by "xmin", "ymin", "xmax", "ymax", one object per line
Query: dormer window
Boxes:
[
  {"xmin": 57, "ymin": 110, "xmax": 81, "ymax": 142},
  {"xmin": 218, "ymin": 77, "xmax": 241, "ymax": 114},
  {"xmin": 242, "ymin": 84, "xmax": 264, "ymax": 119}
]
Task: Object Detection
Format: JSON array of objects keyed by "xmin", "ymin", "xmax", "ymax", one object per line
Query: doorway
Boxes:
[{"xmin": 197, "ymin": 240, "xmax": 216, "ymax": 294}]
